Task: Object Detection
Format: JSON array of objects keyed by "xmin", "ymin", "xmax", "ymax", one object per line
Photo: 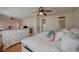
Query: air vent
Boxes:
[{"xmin": 58, "ymin": 16, "xmax": 66, "ymax": 19}]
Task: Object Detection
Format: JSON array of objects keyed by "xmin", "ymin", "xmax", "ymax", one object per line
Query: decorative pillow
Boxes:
[
  {"xmin": 49, "ymin": 34, "xmax": 61, "ymax": 49},
  {"xmin": 61, "ymin": 32, "xmax": 79, "ymax": 52},
  {"xmin": 55, "ymin": 31, "xmax": 65, "ymax": 41},
  {"xmin": 49, "ymin": 33, "xmax": 55, "ymax": 42},
  {"xmin": 47, "ymin": 31, "xmax": 55, "ymax": 38}
]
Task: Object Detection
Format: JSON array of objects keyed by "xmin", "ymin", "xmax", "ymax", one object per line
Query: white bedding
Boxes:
[
  {"xmin": 21, "ymin": 32, "xmax": 61, "ymax": 52},
  {"xmin": 71, "ymin": 28, "xmax": 79, "ymax": 38}
]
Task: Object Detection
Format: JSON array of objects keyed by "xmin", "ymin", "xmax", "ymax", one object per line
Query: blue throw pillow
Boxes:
[{"xmin": 47, "ymin": 31, "xmax": 55, "ymax": 38}]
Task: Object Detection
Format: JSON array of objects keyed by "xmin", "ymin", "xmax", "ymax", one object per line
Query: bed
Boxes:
[
  {"xmin": 21, "ymin": 32, "xmax": 62, "ymax": 52},
  {"xmin": 21, "ymin": 28, "xmax": 79, "ymax": 52}
]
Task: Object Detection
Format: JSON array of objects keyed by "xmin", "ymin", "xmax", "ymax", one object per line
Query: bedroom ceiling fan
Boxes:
[{"xmin": 32, "ymin": 7, "xmax": 52, "ymax": 16}]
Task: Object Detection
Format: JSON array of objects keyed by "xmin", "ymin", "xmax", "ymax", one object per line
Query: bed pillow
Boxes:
[
  {"xmin": 47, "ymin": 31, "xmax": 55, "ymax": 38},
  {"xmin": 55, "ymin": 31, "xmax": 65, "ymax": 41},
  {"xmin": 61, "ymin": 32, "xmax": 79, "ymax": 52},
  {"xmin": 71, "ymin": 28, "xmax": 79, "ymax": 38},
  {"xmin": 62, "ymin": 29, "xmax": 70, "ymax": 33}
]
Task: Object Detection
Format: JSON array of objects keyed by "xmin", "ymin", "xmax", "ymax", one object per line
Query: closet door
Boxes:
[{"xmin": 59, "ymin": 19, "xmax": 65, "ymax": 29}]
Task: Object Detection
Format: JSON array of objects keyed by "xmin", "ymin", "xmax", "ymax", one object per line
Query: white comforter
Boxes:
[{"xmin": 21, "ymin": 32, "xmax": 61, "ymax": 52}]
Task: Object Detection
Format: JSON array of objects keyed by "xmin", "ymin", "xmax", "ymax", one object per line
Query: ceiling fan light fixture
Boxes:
[
  {"xmin": 39, "ymin": 12, "xmax": 43, "ymax": 15},
  {"xmin": 33, "ymin": 7, "xmax": 51, "ymax": 16}
]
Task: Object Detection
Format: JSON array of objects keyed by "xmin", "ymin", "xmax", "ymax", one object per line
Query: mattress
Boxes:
[{"xmin": 21, "ymin": 32, "xmax": 61, "ymax": 52}]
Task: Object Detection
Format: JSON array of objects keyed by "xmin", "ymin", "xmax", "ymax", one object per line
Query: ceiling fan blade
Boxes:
[
  {"xmin": 32, "ymin": 7, "xmax": 52, "ymax": 16},
  {"xmin": 43, "ymin": 12, "xmax": 47, "ymax": 16},
  {"xmin": 44, "ymin": 10, "xmax": 52, "ymax": 12}
]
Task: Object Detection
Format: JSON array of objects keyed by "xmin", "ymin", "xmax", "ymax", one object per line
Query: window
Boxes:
[{"xmin": 42, "ymin": 19, "xmax": 46, "ymax": 28}]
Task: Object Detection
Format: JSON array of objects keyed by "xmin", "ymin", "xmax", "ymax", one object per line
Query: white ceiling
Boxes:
[{"xmin": 0, "ymin": 7, "xmax": 76, "ymax": 19}]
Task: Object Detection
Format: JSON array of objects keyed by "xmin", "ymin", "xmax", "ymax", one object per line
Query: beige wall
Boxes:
[
  {"xmin": 10, "ymin": 20, "xmax": 22, "ymax": 29},
  {"xmin": 0, "ymin": 16, "xmax": 10, "ymax": 29},
  {"xmin": 22, "ymin": 18, "xmax": 37, "ymax": 34},
  {"xmin": 40, "ymin": 12, "xmax": 73, "ymax": 30},
  {"xmin": 0, "ymin": 8, "xmax": 79, "ymax": 31},
  {"xmin": 73, "ymin": 8, "xmax": 79, "ymax": 28},
  {"xmin": 23, "ymin": 12, "xmax": 74, "ymax": 33},
  {"xmin": 0, "ymin": 16, "xmax": 22, "ymax": 30},
  {"xmin": 19, "ymin": 8, "xmax": 79, "ymax": 33}
]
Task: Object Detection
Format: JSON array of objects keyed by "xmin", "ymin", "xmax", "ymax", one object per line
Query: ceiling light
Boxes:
[{"xmin": 39, "ymin": 12, "xmax": 43, "ymax": 15}]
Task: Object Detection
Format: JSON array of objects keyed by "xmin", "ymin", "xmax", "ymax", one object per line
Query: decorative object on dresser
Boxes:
[{"xmin": 29, "ymin": 28, "xmax": 33, "ymax": 36}]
